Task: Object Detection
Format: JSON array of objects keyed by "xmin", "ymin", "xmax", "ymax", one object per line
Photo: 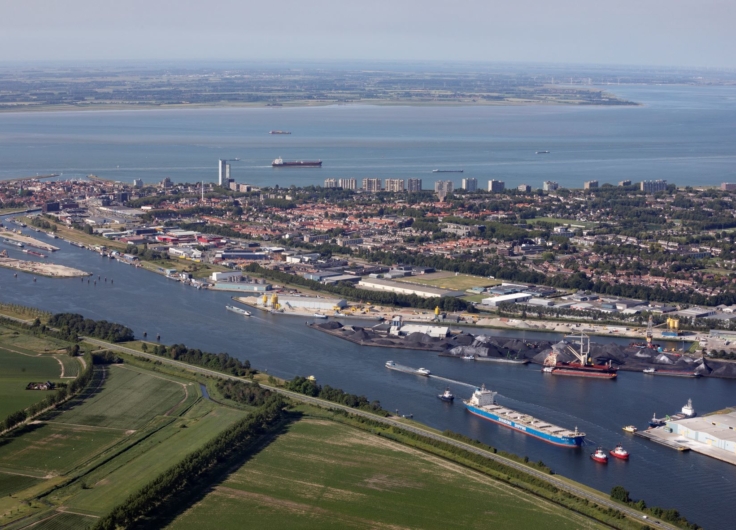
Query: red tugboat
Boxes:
[
  {"xmin": 543, "ymin": 333, "xmax": 618, "ymax": 379},
  {"xmin": 610, "ymin": 444, "xmax": 630, "ymax": 460},
  {"xmin": 591, "ymin": 447, "xmax": 609, "ymax": 464}
]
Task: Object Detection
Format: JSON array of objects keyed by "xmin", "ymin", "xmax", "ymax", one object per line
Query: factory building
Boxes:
[
  {"xmin": 358, "ymin": 277, "xmax": 464, "ymax": 298},
  {"xmin": 211, "ymin": 282, "xmax": 272, "ymax": 292},
  {"xmin": 254, "ymin": 295, "xmax": 347, "ymax": 310},
  {"xmin": 480, "ymin": 293, "xmax": 533, "ymax": 307},
  {"xmin": 667, "ymin": 411, "xmax": 736, "ymax": 455}
]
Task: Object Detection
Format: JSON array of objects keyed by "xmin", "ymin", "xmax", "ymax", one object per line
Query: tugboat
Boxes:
[
  {"xmin": 591, "ymin": 447, "xmax": 609, "ymax": 464},
  {"xmin": 438, "ymin": 388, "xmax": 455, "ymax": 402},
  {"xmin": 622, "ymin": 425, "xmax": 638, "ymax": 434},
  {"xmin": 610, "ymin": 444, "xmax": 630, "ymax": 460}
]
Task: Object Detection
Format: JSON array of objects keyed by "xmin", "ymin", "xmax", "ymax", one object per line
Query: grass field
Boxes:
[
  {"xmin": 23, "ymin": 512, "xmax": 97, "ymax": 530},
  {"xmin": 525, "ymin": 217, "xmax": 598, "ymax": 229},
  {"xmin": 57, "ymin": 365, "xmax": 188, "ymax": 430},
  {"xmin": 397, "ymin": 272, "xmax": 500, "ymax": 291},
  {"xmin": 166, "ymin": 419, "xmax": 604, "ymax": 530},
  {"xmin": 0, "ymin": 472, "xmax": 43, "ymax": 496},
  {"xmin": 0, "ymin": 348, "xmax": 62, "ymax": 419},
  {"xmin": 61, "ymin": 401, "xmax": 247, "ymax": 515}
]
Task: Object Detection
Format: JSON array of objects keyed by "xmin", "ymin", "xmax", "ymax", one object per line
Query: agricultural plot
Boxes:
[
  {"xmin": 57, "ymin": 365, "xmax": 188, "ymax": 430},
  {"xmin": 22, "ymin": 512, "xmax": 97, "ymax": 530},
  {"xmin": 0, "ymin": 423, "xmax": 123, "ymax": 475},
  {"xmin": 61, "ymin": 401, "xmax": 247, "ymax": 515},
  {"xmin": 0, "ymin": 347, "xmax": 62, "ymax": 419},
  {"xmin": 397, "ymin": 272, "xmax": 500, "ymax": 291},
  {"xmin": 166, "ymin": 419, "xmax": 604, "ymax": 530},
  {"xmin": 0, "ymin": 472, "xmax": 43, "ymax": 496},
  {"xmin": 0, "ymin": 330, "xmax": 70, "ymax": 355}
]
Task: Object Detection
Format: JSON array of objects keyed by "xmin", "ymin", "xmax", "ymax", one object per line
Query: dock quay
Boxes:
[
  {"xmin": 0, "ymin": 231, "xmax": 59, "ymax": 252},
  {"xmin": 634, "ymin": 428, "xmax": 692, "ymax": 451}
]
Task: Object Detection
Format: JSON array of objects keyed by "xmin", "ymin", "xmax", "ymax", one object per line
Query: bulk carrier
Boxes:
[
  {"xmin": 272, "ymin": 157, "xmax": 322, "ymax": 167},
  {"xmin": 542, "ymin": 333, "xmax": 617, "ymax": 379},
  {"xmin": 463, "ymin": 385, "xmax": 585, "ymax": 447}
]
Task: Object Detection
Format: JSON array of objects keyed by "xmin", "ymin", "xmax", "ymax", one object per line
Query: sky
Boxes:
[{"xmin": 1, "ymin": 0, "xmax": 735, "ymax": 68}]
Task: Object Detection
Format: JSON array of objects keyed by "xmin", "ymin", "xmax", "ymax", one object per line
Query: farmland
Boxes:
[
  {"xmin": 0, "ymin": 342, "xmax": 71, "ymax": 419},
  {"xmin": 166, "ymin": 418, "xmax": 604, "ymax": 530}
]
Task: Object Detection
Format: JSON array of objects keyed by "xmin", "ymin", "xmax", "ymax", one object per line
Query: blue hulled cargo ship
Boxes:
[{"xmin": 463, "ymin": 385, "xmax": 585, "ymax": 447}]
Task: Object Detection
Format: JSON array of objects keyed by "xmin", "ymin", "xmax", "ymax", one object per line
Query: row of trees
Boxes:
[
  {"xmin": 216, "ymin": 379, "xmax": 272, "ymax": 407},
  {"xmin": 244, "ymin": 264, "xmax": 471, "ymax": 312},
  {"xmin": 287, "ymin": 376, "xmax": 388, "ymax": 416},
  {"xmin": 93, "ymin": 395, "xmax": 285, "ymax": 530},
  {"xmin": 47, "ymin": 313, "xmax": 135, "ymax": 342},
  {"xmin": 610, "ymin": 486, "xmax": 700, "ymax": 529},
  {"xmin": 2, "ymin": 351, "xmax": 94, "ymax": 432},
  {"xmin": 146, "ymin": 343, "xmax": 256, "ymax": 377}
]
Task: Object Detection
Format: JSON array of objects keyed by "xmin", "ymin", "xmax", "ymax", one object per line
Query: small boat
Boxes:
[
  {"xmin": 416, "ymin": 368, "xmax": 431, "ymax": 376},
  {"xmin": 591, "ymin": 447, "xmax": 608, "ymax": 464},
  {"xmin": 313, "ymin": 313, "xmax": 328, "ymax": 319},
  {"xmin": 643, "ymin": 367, "xmax": 656, "ymax": 374},
  {"xmin": 610, "ymin": 444, "xmax": 630, "ymax": 460},
  {"xmin": 536, "ymin": 150, "xmax": 550, "ymax": 154},
  {"xmin": 438, "ymin": 387, "xmax": 455, "ymax": 402},
  {"xmin": 226, "ymin": 305, "xmax": 252, "ymax": 317},
  {"xmin": 461, "ymin": 354, "xmax": 475, "ymax": 361},
  {"xmin": 622, "ymin": 425, "xmax": 638, "ymax": 434},
  {"xmin": 385, "ymin": 360, "xmax": 396, "ymax": 368}
]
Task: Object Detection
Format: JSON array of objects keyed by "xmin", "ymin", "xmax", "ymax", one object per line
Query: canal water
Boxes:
[{"xmin": 0, "ymin": 230, "xmax": 733, "ymax": 529}]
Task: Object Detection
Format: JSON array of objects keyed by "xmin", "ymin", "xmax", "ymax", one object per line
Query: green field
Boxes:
[
  {"xmin": 57, "ymin": 365, "xmax": 188, "ymax": 430},
  {"xmin": 60, "ymin": 401, "xmax": 247, "ymax": 515},
  {"xmin": 23, "ymin": 512, "xmax": 97, "ymax": 530},
  {"xmin": 0, "ymin": 472, "xmax": 43, "ymax": 496},
  {"xmin": 526, "ymin": 217, "xmax": 598, "ymax": 229},
  {"xmin": 0, "ymin": 347, "xmax": 62, "ymax": 419},
  {"xmin": 397, "ymin": 272, "xmax": 500, "ymax": 291},
  {"xmin": 166, "ymin": 419, "xmax": 604, "ymax": 530}
]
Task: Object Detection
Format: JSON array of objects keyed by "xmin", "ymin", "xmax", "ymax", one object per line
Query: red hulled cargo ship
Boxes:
[{"xmin": 542, "ymin": 334, "xmax": 618, "ymax": 379}]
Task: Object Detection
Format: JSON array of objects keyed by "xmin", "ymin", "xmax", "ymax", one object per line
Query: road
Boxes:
[{"xmin": 83, "ymin": 337, "xmax": 675, "ymax": 530}]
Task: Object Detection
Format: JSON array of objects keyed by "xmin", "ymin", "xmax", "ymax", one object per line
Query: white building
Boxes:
[
  {"xmin": 218, "ymin": 159, "xmax": 231, "ymax": 186},
  {"xmin": 324, "ymin": 178, "xmax": 338, "ymax": 188},
  {"xmin": 254, "ymin": 295, "xmax": 347, "ymax": 310},
  {"xmin": 211, "ymin": 271, "xmax": 243, "ymax": 282},
  {"xmin": 481, "ymin": 293, "xmax": 533, "ymax": 307},
  {"xmin": 362, "ymin": 178, "xmax": 382, "ymax": 192},
  {"xmin": 407, "ymin": 178, "xmax": 423, "ymax": 192},
  {"xmin": 339, "ymin": 178, "xmax": 357, "ymax": 190},
  {"xmin": 542, "ymin": 181, "xmax": 559, "ymax": 191},
  {"xmin": 461, "ymin": 178, "xmax": 477, "ymax": 192},
  {"xmin": 641, "ymin": 180, "xmax": 668, "ymax": 193},
  {"xmin": 358, "ymin": 277, "xmax": 463, "ymax": 298},
  {"xmin": 384, "ymin": 178, "xmax": 405, "ymax": 192},
  {"xmin": 488, "ymin": 180, "xmax": 505, "ymax": 192}
]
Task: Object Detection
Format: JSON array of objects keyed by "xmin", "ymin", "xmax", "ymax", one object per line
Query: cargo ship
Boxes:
[
  {"xmin": 432, "ymin": 169, "xmax": 463, "ymax": 173},
  {"xmin": 463, "ymin": 385, "xmax": 585, "ymax": 447},
  {"xmin": 645, "ymin": 369, "xmax": 701, "ymax": 378},
  {"xmin": 536, "ymin": 150, "xmax": 550, "ymax": 155},
  {"xmin": 542, "ymin": 334, "xmax": 618, "ymax": 379},
  {"xmin": 226, "ymin": 305, "xmax": 251, "ymax": 317},
  {"xmin": 269, "ymin": 131, "xmax": 291, "ymax": 135},
  {"xmin": 385, "ymin": 361, "xmax": 431, "ymax": 377},
  {"xmin": 272, "ymin": 157, "xmax": 321, "ymax": 167}
]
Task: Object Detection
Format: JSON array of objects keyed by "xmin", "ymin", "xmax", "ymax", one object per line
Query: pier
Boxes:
[{"xmin": 634, "ymin": 428, "xmax": 691, "ymax": 452}]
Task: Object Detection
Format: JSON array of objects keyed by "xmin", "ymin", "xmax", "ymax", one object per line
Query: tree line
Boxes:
[
  {"xmin": 145, "ymin": 343, "xmax": 256, "ymax": 377},
  {"xmin": 216, "ymin": 379, "xmax": 272, "ymax": 407},
  {"xmin": 287, "ymin": 376, "xmax": 388, "ymax": 416},
  {"xmin": 93, "ymin": 395, "xmax": 285, "ymax": 530},
  {"xmin": 244, "ymin": 264, "xmax": 471, "ymax": 312},
  {"xmin": 47, "ymin": 313, "xmax": 135, "ymax": 343},
  {"xmin": 610, "ymin": 486, "xmax": 700, "ymax": 530}
]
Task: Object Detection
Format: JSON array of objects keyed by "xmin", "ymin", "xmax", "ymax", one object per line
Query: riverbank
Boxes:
[{"xmin": 0, "ymin": 230, "xmax": 59, "ymax": 252}]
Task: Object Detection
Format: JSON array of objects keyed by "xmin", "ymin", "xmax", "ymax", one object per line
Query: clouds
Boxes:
[{"xmin": 0, "ymin": 0, "xmax": 733, "ymax": 67}]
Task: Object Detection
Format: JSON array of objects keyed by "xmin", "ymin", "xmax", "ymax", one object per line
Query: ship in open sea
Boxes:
[
  {"xmin": 269, "ymin": 130, "xmax": 291, "ymax": 135},
  {"xmin": 272, "ymin": 157, "xmax": 322, "ymax": 167},
  {"xmin": 464, "ymin": 385, "xmax": 585, "ymax": 447}
]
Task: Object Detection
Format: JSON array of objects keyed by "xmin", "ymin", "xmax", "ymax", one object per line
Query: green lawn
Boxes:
[
  {"xmin": 166, "ymin": 418, "xmax": 604, "ymax": 530},
  {"xmin": 57, "ymin": 365, "xmax": 187, "ymax": 430},
  {"xmin": 0, "ymin": 348, "xmax": 62, "ymax": 419},
  {"xmin": 396, "ymin": 272, "xmax": 500, "ymax": 291}
]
